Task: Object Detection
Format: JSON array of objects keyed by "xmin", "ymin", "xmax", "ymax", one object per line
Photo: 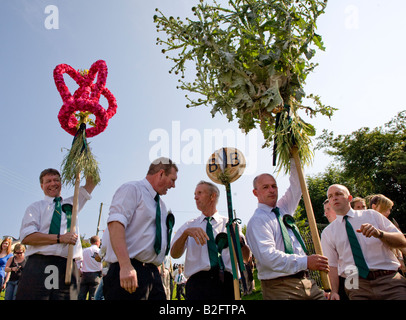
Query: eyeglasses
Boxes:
[{"xmin": 15, "ymin": 252, "xmax": 24, "ymax": 254}]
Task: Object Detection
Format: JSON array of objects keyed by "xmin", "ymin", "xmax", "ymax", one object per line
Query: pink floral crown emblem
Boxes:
[{"xmin": 53, "ymin": 60, "xmax": 117, "ymax": 138}]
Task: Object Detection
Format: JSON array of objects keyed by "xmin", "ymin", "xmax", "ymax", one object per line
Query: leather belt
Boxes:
[
  {"xmin": 279, "ymin": 270, "xmax": 309, "ymax": 280},
  {"xmin": 366, "ymin": 270, "xmax": 396, "ymax": 280}
]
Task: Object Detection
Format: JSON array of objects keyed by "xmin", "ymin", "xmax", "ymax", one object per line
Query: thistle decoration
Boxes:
[{"xmin": 154, "ymin": 0, "xmax": 336, "ymax": 173}]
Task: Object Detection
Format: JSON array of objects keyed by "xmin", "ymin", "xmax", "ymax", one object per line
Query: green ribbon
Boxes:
[
  {"xmin": 165, "ymin": 212, "xmax": 175, "ymax": 255},
  {"xmin": 226, "ymin": 219, "xmax": 246, "ymax": 280},
  {"xmin": 72, "ymin": 122, "xmax": 88, "ymax": 154},
  {"xmin": 62, "ymin": 204, "xmax": 72, "ymax": 232},
  {"xmin": 215, "ymin": 232, "xmax": 228, "ymax": 272}
]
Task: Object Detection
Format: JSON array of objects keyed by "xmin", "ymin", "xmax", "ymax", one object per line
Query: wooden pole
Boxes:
[
  {"xmin": 291, "ymin": 147, "xmax": 331, "ymax": 291},
  {"xmin": 96, "ymin": 202, "xmax": 103, "ymax": 235},
  {"xmin": 65, "ymin": 171, "xmax": 81, "ymax": 285}
]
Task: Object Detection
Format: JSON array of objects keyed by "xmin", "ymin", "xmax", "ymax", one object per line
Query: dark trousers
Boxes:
[
  {"xmin": 175, "ymin": 283, "xmax": 185, "ymax": 300},
  {"xmin": 78, "ymin": 271, "xmax": 102, "ymax": 300},
  {"xmin": 16, "ymin": 254, "xmax": 79, "ymax": 300},
  {"xmin": 185, "ymin": 268, "xmax": 234, "ymax": 300},
  {"xmin": 103, "ymin": 259, "xmax": 166, "ymax": 300}
]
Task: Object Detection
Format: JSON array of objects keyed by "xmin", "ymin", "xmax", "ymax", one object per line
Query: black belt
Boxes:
[
  {"xmin": 366, "ymin": 270, "xmax": 397, "ymax": 280},
  {"xmin": 130, "ymin": 258, "xmax": 157, "ymax": 269},
  {"xmin": 191, "ymin": 268, "xmax": 232, "ymax": 283},
  {"xmin": 279, "ymin": 270, "xmax": 309, "ymax": 280}
]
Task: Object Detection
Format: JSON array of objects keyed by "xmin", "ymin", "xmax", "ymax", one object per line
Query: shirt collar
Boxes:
[
  {"xmin": 258, "ymin": 203, "xmax": 276, "ymax": 214},
  {"xmin": 44, "ymin": 195, "xmax": 63, "ymax": 203},
  {"xmin": 199, "ymin": 211, "xmax": 220, "ymax": 223},
  {"xmin": 336, "ymin": 208, "xmax": 355, "ymax": 222},
  {"xmin": 142, "ymin": 178, "xmax": 158, "ymax": 199}
]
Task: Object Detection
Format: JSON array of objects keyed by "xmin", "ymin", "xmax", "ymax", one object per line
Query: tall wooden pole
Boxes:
[
  {"xmin": 65, "ymin": 172, "xmax": 80, "ymax": 285},
  {"xmin": 291, "ymin": 147, "xmax": 331, "ymax": 291},
  {"xmin": 96, "ymin": 202, "xmax": 103, "ymax": 235}
]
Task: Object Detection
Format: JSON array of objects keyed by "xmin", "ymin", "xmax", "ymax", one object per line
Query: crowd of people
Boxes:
[{"xmin": 1, "ymin": 155, "xmax": 406, "ymax": 301}]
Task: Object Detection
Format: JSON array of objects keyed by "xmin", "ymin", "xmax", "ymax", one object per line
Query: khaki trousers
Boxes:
[
  {"xmin": 261, "ymin": 275, "xmax": 326, "ymax": 300},
  {"xmin": 345, "ymin": 272, "xmax": 406, "ymax": 300}
]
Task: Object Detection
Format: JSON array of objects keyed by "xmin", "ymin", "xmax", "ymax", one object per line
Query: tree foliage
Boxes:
[
  {"xmin": 154, "ymin": 0, "xmax": 335, "ymax": 173},
  {"xmin": 305, "ymin": 111, "xmax": 406, "ymax": 231}
]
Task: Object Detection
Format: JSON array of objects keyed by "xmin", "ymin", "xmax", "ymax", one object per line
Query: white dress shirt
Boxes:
[
  {"xmin": 80, "ymin": 244, "xmax": 102, "ymax": 273},
  {"xmin": 246, "ymin": 160, "xmax": 308, "ymax": 280},
  {"xmin": 19, "ymin": 186, "xmax": 91, "ymax": 259},
  {"xmin": 321, "ymin": 208, "xmax": 401, "ymax": 277},
  {"xmin": 171, "ymin": 211, "xmax": 236, "ymax": 279},
  {"xmin": 104, "ymin": 178, "xmax": 168, "ymax": 266},
  {"xmin": 175, "ymin": 272, "xmax": 187, "ymax": 284}
]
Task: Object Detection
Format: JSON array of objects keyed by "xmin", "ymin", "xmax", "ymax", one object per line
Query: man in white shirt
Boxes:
[
  {"xmin": 103, "ymin": 157, "xmax": 178, "ymax": 300},
  {"xmin": 174, "ymin": 264, "xmax": 186, "ymax": 300},
  {"xmin": 321, "ymin": 184, "xmax": 406, "ymax": 300},
  {"xmin": 78, "ymin": 235, "xmax": 102, "ymax": 300},
  {"xmin": 171, "ymin": 180, "xmax": 250, "ymax": 300},
  {"xmin": 16, "ymin": 168, "xmax": 96, "ymax": 300},
  {"xmin": 246, "ymin": 159, "xmax": 329, "ymax": 300}
]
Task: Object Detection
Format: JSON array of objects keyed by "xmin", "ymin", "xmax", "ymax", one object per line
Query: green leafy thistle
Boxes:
[{"xmin": 154, "ymin": 0, "xmax": 336, "ymax": 173}]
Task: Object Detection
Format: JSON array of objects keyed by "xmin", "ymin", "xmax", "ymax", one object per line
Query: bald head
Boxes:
[
  {"xmin": 327, "ymin": 184, "xmax": 352, "ymax": 215},
  {"xmin": 252, "ymin": 173, "xmax": 278, "ymax": 207}
]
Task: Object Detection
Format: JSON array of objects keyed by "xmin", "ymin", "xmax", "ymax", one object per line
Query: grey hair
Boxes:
[
  {"xmin": 197, "ymin": 180, "xmax": 220, "ymax": 204},
  {"xmin": 252, "ymin": 173, "xmax": 275, "ymax": 189}
]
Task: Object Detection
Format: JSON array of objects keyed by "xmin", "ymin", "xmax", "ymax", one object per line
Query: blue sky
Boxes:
[{"xmin": 1, "ymin": 0, "xmax": 404, "ymax": 263}]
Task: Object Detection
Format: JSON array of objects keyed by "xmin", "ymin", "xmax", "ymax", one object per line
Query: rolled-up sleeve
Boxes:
[
  {"xmin": 20, "ymin": 204, "xmax": 41, "ymax": 241},
  {"xmin": 107, "ymin": 183, "xmax": 140, "ymax": 229}
]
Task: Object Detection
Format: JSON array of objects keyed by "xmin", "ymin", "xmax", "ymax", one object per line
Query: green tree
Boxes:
[
  {"xmin": 316, "ymin": 110, "xmax": 406, "ymax": 231},
  {"xmin": 296, "ymin": 165, "xmax": 349, "ymax": 225},
  {"xmin": 154, "ymin": 0, "xmax": 335, "ymax": 173}
]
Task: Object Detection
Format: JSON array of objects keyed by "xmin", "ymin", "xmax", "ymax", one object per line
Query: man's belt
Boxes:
[{"xmin": 366, "ymin": 269, "xmax": 397, "ymax": 280}]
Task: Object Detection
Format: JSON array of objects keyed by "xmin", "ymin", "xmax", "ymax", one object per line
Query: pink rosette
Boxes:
[{"xmin": 54, "ymin": 60, "xmax": 117, "ymax": 138}]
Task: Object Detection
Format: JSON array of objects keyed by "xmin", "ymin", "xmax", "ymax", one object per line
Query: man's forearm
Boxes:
[
  {"xmin": 22, "ymin": 232, "xmax": 58, "ymax": 245},
  {"xmin": 108, "ymin": 221, "xmax": 132, "ymax": 268}
]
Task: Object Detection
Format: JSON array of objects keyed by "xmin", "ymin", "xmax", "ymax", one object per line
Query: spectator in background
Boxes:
[
  {"xmin": 370, "ymin": 194, "xmax": 393, "ymax": 219},
  {"xmin": 78, "ymin": 235, "xmax": 103, "ymax": 300},
  {"xmin": 323, "ymin": 199, "xmax": 336, "ymax": 223},
  {"xmin": 0, "ymin": 238, "xmax": 13, "ymax": 292},
  {"xmin": 369, "ymin": 194, "xmax": 406, "ymax": 275},
  {"xmin": 351, "ymin": 197, "xmax": 366, "ymax": 210},
  {"xmin": 4, "ymin": 243, "xmax": 26, "ymax": 300},
  {"xmin": 174, "ymin": 264, "xmax": 186, "ymax": 300}
]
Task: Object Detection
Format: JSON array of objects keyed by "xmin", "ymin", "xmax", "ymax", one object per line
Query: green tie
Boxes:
[
  {"xmin": 49, "ymin": 197, "xmax": 62, "ymax": 234},
  {"xmin": 205, "ymin": 217, "xmax": 219, "ymax": 268},
  {"xmin": 283, "ymin": 215, "xmax": 308, "ymax": 254},
  {"xmin": 344, "ymin": 215, "xmax": 370, "ymax": 279},
  {"xmin": 154, "ymin": 194, "xmax": 162, "ymax": 254},
  {"xmin": 273, "ymin": 207, "xmax": 294, "ymax": 254}
]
